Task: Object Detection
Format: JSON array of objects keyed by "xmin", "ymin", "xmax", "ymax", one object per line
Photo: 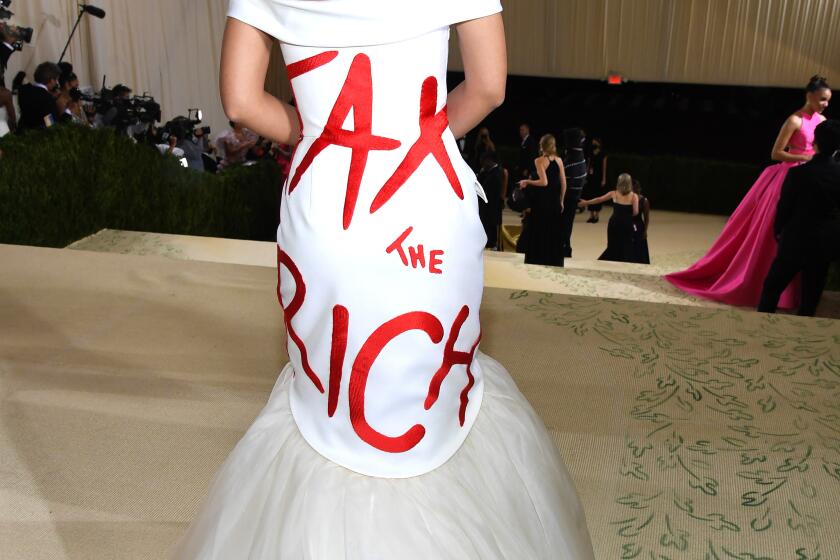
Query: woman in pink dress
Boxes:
[{"xmin": 665, "ymin": 76, "xmax": 831, "ymax": 308}]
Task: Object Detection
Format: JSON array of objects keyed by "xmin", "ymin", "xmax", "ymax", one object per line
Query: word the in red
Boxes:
[{"xmin": 386, "ymin": 227, "xmax": 444, "ymax": 275}]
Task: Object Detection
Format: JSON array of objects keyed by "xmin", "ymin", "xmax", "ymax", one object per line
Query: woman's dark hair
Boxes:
[
  {"xmin": 806, "ymin": 74, "xmax": 830, "ymax": 93},
  {"xmin": 563, "ymin": 127, "xmax": 585, "ymax": 149},
  {"xmin": 59, "ymin": 71, "xmax": 78, "ymax": 89},
  {"xmin": 814, "ymin": 119, "xmax": 840, "ymax": 156}
]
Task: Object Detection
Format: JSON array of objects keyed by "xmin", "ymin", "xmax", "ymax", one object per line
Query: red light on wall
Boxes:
[{"xmin": 607, "ymin": 73, "xmax": 624, "ymax": 85}]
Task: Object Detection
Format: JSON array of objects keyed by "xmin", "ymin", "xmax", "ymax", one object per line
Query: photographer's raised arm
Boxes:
[
  {"xmin": 447, "ymin": 14, "xmax": 506, "ymax": 139},
  {"xmin": 220, "ymin": 18, "xmax": 299, "ymax": 145}
]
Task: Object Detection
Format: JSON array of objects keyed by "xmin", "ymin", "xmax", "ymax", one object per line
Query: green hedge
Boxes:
[
  {"xmin": 606, "ymin": 153, "xmax": 762, "ymax": 216},
  {"xmin": 0, "ymin": 124, "xmax": 281, "ymax": 248},
  {"xmin": 496, "ymin": 145, "xmax": 761, "ymax": 216}
]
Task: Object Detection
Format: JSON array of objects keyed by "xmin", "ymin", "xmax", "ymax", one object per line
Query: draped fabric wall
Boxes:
[
  {"xmin": 6, "ymin": 1, "xmax": 230, "ymax": 137},
  {"xmin": 4, "ymin": 1, "xmax": 840, "ymax": 137},
  {"xmin": 450, "ymin": 0, "xmax": 840, "ymax": 88}
]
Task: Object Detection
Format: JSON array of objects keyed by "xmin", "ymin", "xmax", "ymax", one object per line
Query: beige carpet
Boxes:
[
  {"xmin": 2, "ymin": 244, "xmax": 839, "ymax": 559},
  {"xmin": 69, "ymin": 228, "xmax": 840, "ymax": 318}
]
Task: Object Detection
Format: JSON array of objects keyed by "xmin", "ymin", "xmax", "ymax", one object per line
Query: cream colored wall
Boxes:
[
  {"xmin": 4, "ymin": 1, "xmax": 839, "ymax": 139},
  {"xmin": 6, "ymin": 1, "xmax": 230, "ymax": 138},
  {"xmin": 450, "ymin": 0, "xmax": 840, "ymax": 88}
]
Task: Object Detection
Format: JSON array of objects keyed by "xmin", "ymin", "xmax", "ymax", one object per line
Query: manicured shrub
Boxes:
[{"xmin": 0, "ymin": 124, "xmax": 281, "ymax": 248}]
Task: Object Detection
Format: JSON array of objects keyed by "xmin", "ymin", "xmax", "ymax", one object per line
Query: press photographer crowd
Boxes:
[{"xmin": 0, "ymin": 0, "xmax": 287, "ymax": 174}]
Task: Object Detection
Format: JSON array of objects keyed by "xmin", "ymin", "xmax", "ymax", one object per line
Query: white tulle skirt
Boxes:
[{"xmin": 172, "ymin": 352, "xmax": 594, "ymax": 559}]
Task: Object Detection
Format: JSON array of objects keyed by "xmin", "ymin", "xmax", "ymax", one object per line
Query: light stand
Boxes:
[{"xmin": 59, "ymin": 4, "xmax": 106, "ymax": 63}]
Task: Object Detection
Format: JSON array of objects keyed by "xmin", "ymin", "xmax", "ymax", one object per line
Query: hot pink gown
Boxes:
[{"xmin": 665, "ymin": 111, "xmax": 824, "ymax": 309}]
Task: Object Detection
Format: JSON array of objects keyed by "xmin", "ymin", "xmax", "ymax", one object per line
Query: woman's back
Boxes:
[{"xmin": 176, "ymin": 2, "xmax": 595, "ymax": 558}]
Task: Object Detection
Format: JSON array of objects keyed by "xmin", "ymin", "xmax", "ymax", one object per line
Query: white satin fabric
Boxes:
[
  {"xmin": 175, "ymin": 1, "xmax": 595, "ymax": 557},
  {"xmin": 173, "ymin": 354, "xmax": 595, "ymax": 559},
  {"xmin": 227, "ymin": 0, "xmax": 502, "ymax": 47}
]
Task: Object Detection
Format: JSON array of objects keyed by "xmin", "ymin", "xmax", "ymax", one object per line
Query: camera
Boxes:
[
  {"xmin": 160, "ymin": 109, "xmax": 210, "ymax": 142},
  {"xmin": 0, "ymin": 0, "xmax": 34, "ymax": 48},
  {"xmin": 81, "ymin": 84, "xmax": 162, "ymax": 129}
]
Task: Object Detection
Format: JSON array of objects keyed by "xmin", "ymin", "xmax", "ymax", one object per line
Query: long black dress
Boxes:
[
  {"xmin": 632, "ymin": 195, "xmax": 650, "ymax": 264},
  {"xmin": 524, "ymin": 159, "xmax": 564, "ymax": 266},
  {"xmin": 599, "ymin": 202, "xmax": 637, "ymax": 263}
]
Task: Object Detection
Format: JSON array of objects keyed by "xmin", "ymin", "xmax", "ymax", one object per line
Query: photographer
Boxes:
[
  {"xmin": 0, "ymin": 30, "xmax": 13, "ymax": 72},
  {"xmin": 56, "ymin": 71, "xmax": 87, "ymax": 125},
  {"xmin": 17, "ymin": 61, "xmax": 59, "ymax": 132},
  {"xmin": 217, "ymin": 121, "xmax": 257, "ymax": 171},
  {"xmin": 179, "ymin": 124, "xmax": 210, "ymax": 171}
]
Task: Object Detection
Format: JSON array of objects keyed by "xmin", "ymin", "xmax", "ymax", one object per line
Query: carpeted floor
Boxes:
[{"xmin": 1, "ymin": 243, "xmax": 839, "ymax": 559}]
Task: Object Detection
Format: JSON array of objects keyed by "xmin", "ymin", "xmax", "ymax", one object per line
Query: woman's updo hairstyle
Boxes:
[{"xmin": 806, "ymin": 75, "xmax": 830, "ymax": 93}]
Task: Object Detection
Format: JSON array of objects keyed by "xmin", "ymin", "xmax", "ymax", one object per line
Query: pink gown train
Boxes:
[{"xmin": 665, "ymin": 111, "xmax": 824, "ymax": 309}]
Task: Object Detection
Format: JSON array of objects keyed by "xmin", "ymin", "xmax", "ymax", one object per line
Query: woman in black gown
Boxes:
[
  {"xmin": 517, "ymin": 134, "xmax": 567, "ymax": 266},
  {"xmin": 579, "ymin": 173, "xmax": 640, "ymax": 263}
]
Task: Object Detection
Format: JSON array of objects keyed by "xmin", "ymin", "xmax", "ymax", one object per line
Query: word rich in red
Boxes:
[{"xmin": 277, "ymin": 250, "xmax": 480, "ymax": 454}]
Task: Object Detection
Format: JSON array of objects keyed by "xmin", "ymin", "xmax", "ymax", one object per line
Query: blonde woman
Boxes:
[
  {"xmin": 517, "ymin": 133, "xmax": 567, "ymax": 266},
  {"xmin": 579, "ymin": 173, "xmax": 639, "ymax": 262}
]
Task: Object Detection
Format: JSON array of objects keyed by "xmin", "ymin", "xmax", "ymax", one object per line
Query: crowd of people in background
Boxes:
[
  {"xmin": 469, "ymin": 122, "xmax": 652, "ymax": 267},
  {"xmin": 0, "ymin": 58, "xmax": 293, "ymax": 181}
]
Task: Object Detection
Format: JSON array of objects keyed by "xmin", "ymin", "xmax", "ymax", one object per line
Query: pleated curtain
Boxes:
[{"xmin": 5, "ymin": 1, "xmax": 840, "ymax": 138}]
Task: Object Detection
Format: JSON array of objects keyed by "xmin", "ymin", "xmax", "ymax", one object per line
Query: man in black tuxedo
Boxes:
[
  {"xmin": 758, "ymin": 119, "xmax": 840, "ymax": 316},
  {"xmin": 517, "ymin": 123, "xmax": 538, "ymax": 179},
  {"xmin": 0, "ymin": 42, "xmax": 13, "ymax": 74},
  {"xmin": 478, "ymin": 151, "xmax": 506, "ymax": 249},
  {"xmin": 17, "ymin": 61, "xmax": 60, "ymax": 132},
  {"xmin": 0, "ymin": 26, "xmax": 15, "ymax": 73}
]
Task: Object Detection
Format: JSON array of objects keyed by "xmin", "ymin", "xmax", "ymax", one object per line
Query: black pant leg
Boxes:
[
  {"xmin": 561, "ymin": 189, "xmax": 582, "ymax": 257},
  {"xmin": 798, "ymin": 259, "xmax": 830, "ymax": 316},
  {"xmin": 757, "ymin": 254, "xmax": 800, "ymax": 313}
]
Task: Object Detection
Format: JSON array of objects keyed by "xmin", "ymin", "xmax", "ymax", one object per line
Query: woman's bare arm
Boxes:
[
  {"xmin": 771, "ymin": 114, "xmax": 810, "ymax": 162},
  {"xmin": 581, "ymin": 190, "xmax": 614, "ymax": 207},
  {"xmin": 519, "ymin": 157, "xmax": 548, "ymax": 187},
  {"xmin": 220, "ymin": 19, "xmax": 300, "ymax": 144},
  {"xmin": 447, "ymin": 14, "xmax": 506, "ymax": 138},
  {"xmin": 632, "ymin": 193, "xmax": 640, "ymax": 216}
]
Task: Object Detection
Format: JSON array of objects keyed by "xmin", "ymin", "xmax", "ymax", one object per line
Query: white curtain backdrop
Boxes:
[
  {"xmin": 4, "ymin": 0, "xmax": 840, "ymax": 137},
  {"xmin": 5, "ymin": 1, "xmax": 230, "ymax": 138},
  {"xmin": 450, "ymin": 0, "xmax": 840, "ymax": 88}
]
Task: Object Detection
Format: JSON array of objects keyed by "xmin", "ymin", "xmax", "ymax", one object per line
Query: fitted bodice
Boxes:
[
  {"xmin": 788, "ymin": 111, "xmax": 823, "ymax": 155},
  {"xmin": 228, "ymin": 0, "xmax": 502, "ymax": 478}
]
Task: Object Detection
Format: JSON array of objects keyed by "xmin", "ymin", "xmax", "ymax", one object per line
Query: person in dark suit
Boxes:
[
  {"xmin": 477, "ymin": 151, "xmax": 506, "ymax": 250},
  {"xmin": 559, "ymin": 127, "xmax": 588, "ymax": 258},
  {"xmin": 758, "ymin": 119, "xmax": 840, "ymax": 316},
  {"xmin": 0, "ymin": 25, "xmax": 16, "ymax": 74},
  {"xmin": 0, "ymin": 42, "xmax": 13, "ymax": 74},
  {"xmin": 517, "ymin": 123, "xmax": 538, "ymax": 179},
  {"xmin": 17, "ymin": 61, "xmax": 60, "ymax": 132}
]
